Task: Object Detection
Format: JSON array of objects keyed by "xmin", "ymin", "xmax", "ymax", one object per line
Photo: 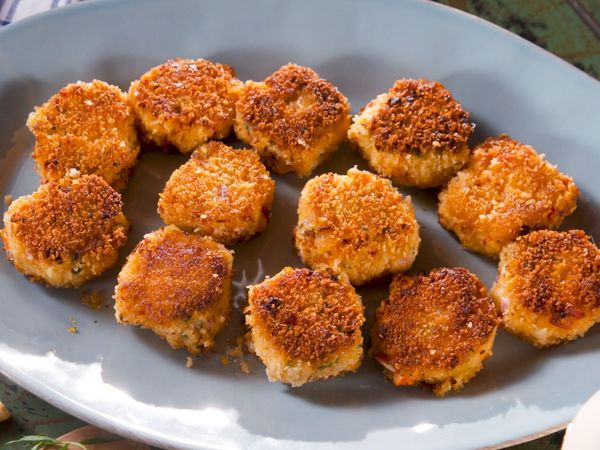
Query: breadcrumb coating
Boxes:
[
  {"xmin": 294, "ymin": 168, "xmax": 420, "ymax": 285},
  {"xmin": 348, "ymin": 79, "xmax": 473, "ymax": 187},
  {"xmin": 2, "ymin": 175, "xmax": 129, "ymax": 287},
  {"xmin": 114, "ymin": 225, "xmax": 233, "ymax": 354},
  {"xmin": 372, "ymin": 268, "xmax": 499, "ymax": 396},
  {"xmin": 158, "ymin": 141, "xmax": 275, "ymax": 244},
  {"xmin": 234, "ymin": 64, "xmax": 350, "ymax": 176},
  {"xmin": 246, "ymin": 267, "xmax": 364, "ymax": 386},
  {"xmin": 438, "ymin": 135, "xmax": 578, "ymax": 257},
  {"xmin": 492, "ymin": 230, "xmax": 600, "ymax": 347},
  {"xmin": 129, "ymin": 58, "xmax": 241, "ymax": 153},
  {"xmin": 27, "ymin": 80, "xmax": 139, "ymax": 190}
]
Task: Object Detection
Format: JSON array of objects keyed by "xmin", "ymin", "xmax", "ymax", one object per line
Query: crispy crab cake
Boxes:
[
  {"xmin": 114, "ymin": 225, "xmax": 233, "ymax": 354},
  {"xmin": 372, "ymin": 268, "xmax": 499, "ymax": 396},
  {"xmin": 128, "ymin": 58, "xmax": 241, "ymax": 153},
  {"xmin": 1, "ymin": 174, "xmax": 129, "ymax": 287},
  {"xmin": 234, "ymin": 64, "xmax": 351, "ymax": 177},
  {"xmin": 158, "ymin": 141, "xmax": 275, "ymax": 245},
  {"xmin": 491, "ymin": 230, "xmax": 600, "ymax": 347},
  {"xmin": 438, "ymin": 135, "xmax": 578, "ymax": 257},
  {"xmin": 294, "ymin": 168, "xmax": 420, "ymax": 285},
  {"xmin": 348, "ymin": 79, "xmax": 474, "ymax": 188},
  {"xmin": 27, "ymin": 80, "xmax": 139, "ymax": 190},
  {"xmin": 245, "ymin": 267, "xmax": 365, "ymax": 387}
]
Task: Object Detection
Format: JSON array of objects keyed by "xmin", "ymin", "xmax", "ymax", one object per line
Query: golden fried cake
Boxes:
[
  {"xmin": 114, "ymin": 225, "xmax": 233, "ymax": 354},
  {"xmin": 2, "ymin": 174, "xmax": 129, "ymax": 287},
  {"xmin": 438, "ymin": 135, "xmax": 578, "ymax": 257},
  {"xmin": 234, "ymin": 64, "xmax": 350, "ymax": 176},
  {"xmin": 245, "ymin": 267, "xmax": 364, "ymax": 386},
  {"xmin": 128, "ymin": 58, "xmax": 241, "ymax": 153},
  {"xmin": 27, "ymin": 80, "xmax": 139, "ymax": 190},
  {"xmin": 491, "ymin": 230, "xmax": 600, "ymax": 347},
  {"xmin": 294, "ymin": 168, "xmax": 420, "ymax": 285},
  {"xmin": 158, "ymin": 141, "xmax": 275, "ymax": 245},
  {"xmin": 372, "ymin": 268, "xmax": 499, "ymax": 396},
  {"xmin": 348, "ymin": 79, "xmax": 474, "ymax": 188}
]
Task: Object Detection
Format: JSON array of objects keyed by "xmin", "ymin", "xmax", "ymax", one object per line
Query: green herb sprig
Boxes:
[{"xmin": 5, "ymin": 433, "xmax": 121, "ymax": 450}]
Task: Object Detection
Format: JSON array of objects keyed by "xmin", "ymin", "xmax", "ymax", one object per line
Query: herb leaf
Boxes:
[{"xmin": 4, "ymin": 433, "xmax": 118, "ymax": 449}]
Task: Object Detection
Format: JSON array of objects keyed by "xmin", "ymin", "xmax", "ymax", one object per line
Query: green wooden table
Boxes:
[{"xmin": 1, "ymin": 0, "xmax": 599, "ymax": 448}]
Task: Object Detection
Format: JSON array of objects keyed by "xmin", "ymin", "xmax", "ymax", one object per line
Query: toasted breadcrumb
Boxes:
[
  {"xmin": 129, "ymin": 58, "xmax": 241, "ymax": 153},
  {"xmin": 234, "ymin": 64, "xmax": 350, "ymax": 176},
  {"xmin": 81, "ymin": 289, "xmax": 104, "ymax": 310},
  {"xmin": 114, "ymin": 225, "xmax": 233, "ymax": 354},
  {"xmin": 372, "ymin": 268, "xmax": 499, "ymax": 396},
  {"xmin": 27, "ymin": 80, "xmax": 139, "ymax": 190},
  {"xmin": 348, "ymin": 79, "xmax": 473, "ymax": 187},
  {"xmin": 186, "ymin": 356, "xmax": 194, "ymax": 368},
  {"xmin": 68, "ymin": 317, "xmax": 78, "ymax": 334},
  {"xmin": 246, "ymin": 267, "xmax": 364, "ymax": 386},
  {"xmin": 491, "ymin": 230, "xmax": 600, "ymax": 347},
  {"xmin": 295, "ymin": 168, "xmax": 420, "ymax": 285},
  {"xmin": 3, "ymin": 195, "xmax": 12, "ymax": 206},
  {"xmin": 158, "ymin": 141, "xmax": 275, "ymax": 244},
  {"xmin": 438, "ymin": 135, "xmax": 578, "ymax": 257},
  {"xmin": 2, "ymin": 175, "xmax": 129, "ymax": 287}
]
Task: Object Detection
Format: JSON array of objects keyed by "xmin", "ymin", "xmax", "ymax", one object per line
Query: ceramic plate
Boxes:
[{"xmin": 1, "ymin": 1, "xmax": 599, "ymax": 449}]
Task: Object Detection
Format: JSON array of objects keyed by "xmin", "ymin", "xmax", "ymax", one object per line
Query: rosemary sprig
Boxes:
[{"xmin": 5, "ymin": 433, "xmax": 121, "ymax": 449}]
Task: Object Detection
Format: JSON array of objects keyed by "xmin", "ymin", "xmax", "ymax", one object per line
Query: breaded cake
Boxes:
[
  {"xmin": 348, "ymin": 79, "xmax": 474, "ymax": 188},
  {"xmin": 372, "ymin": 268, "xmax": 499, "ymax": 396},
  {"xmin": 158, "ymin": 141, "xmax": 275, "ymax": 245},
  {"xmin": 438, "ymin": 135, "xmax": 578, "ymax": 257},
  {"xmin": 246, "ymin": 267, "xmax": 365, "ymax": 386},
  {"xmin": 2, "ymin": 174, "xmax": 129, "ymax": 287},
  {"xmin": 234, "ymin": 64, "xmax": 350, "ymax": 176},
  {"xmin": 128, "ymin": 58, "xmax": 241, "ymax": 153},
  {"xmin": 491, "ymin": 230, "xmax": 600, "ymax": 347},
  {"xmin": 294, "ymin": 168, "xmax": 420, "ymax": 285},
  {"xmin": 27, "ymin": 80, "xmax": 139, "ymax": 190},
  {"xmin": 114, "ymin": 225, "xmax": 233, "ymax": 354}
]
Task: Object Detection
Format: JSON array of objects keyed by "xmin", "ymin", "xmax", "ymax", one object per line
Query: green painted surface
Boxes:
[
  {"xmin": 1, "ymin": 0, "xmax": 599, "ymax": 448},
  {"xmin": 439, "ymin": 0, "xmax": 600, "ymax": 78}
]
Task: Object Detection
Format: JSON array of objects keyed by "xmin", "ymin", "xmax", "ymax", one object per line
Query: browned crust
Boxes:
[
  {"xmin": 114, "ymin": 226, "xmax": 233, "ymax": 325},
  {"xmin": 28, "ymin": 80, "xmax": 139, "ymax": 188},
  {"xmin": 129, "ymin": 58, "xmax": 239, "ymax": 127},
  {"xmin": 248, "ymin": 268, "xmax": 364, "ymax": 361},
  {"xmin": 296, "ymin": 170, "xmax": 417, "ymax": 249},
  {"xmin": 236, "ymin": 64, "xmax": 350, "ymax": 152},
  {"xmin": 294, "ymin": 168, "xmax": 419, "ymax": 284},
  {"xmin": 438, "ymin": 135, "xmax": 579, "ymax": 257},
  {"xmin": 367, "ymin": 79, "xmax": 473, "ymax": 155},
  {"xmin": 501, "ymin": 230, "xmax": 600, "ymax": 327},
  {"xmin": 2, "ymin": 175, "xmax": 128, "ymax": 265},
  {"xmin": 158, "ymin": 141, "xmax": 275, "ymax": 243},
  {"xmin": 372, "ymin": 268, "xmax": 499, "ymax": 373}
]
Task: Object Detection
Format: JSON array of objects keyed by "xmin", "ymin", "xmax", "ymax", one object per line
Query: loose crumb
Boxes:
[
  {"xmin": 219, "ymin": 355, "xmax": 230, "ymax": 366},
  {"xmin": 226, "ymin": 345, "xmax": 243, "ymax": 358},
  {"xmin": 4, "ymin": 194, "xmax": 12, "ymax": 206},
  {"xmin": 68, "ymin": 316, "xmax": 78, "ymax": 333},
  {"xmin": 81, "ymin": 289, "xmax": 104, "ymax": 310},
  {"xmin": 240, "ymin": 360, "xmax": 250, "ymax": 374},
  {"xmin": 186, "ymin": 356, "xmax": 194, "ymax": 368}
]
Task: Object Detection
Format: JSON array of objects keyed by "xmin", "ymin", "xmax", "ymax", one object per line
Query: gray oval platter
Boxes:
[{"xmin": 0, "ymin": 0, "xmax": 599, "ymax": 449}]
